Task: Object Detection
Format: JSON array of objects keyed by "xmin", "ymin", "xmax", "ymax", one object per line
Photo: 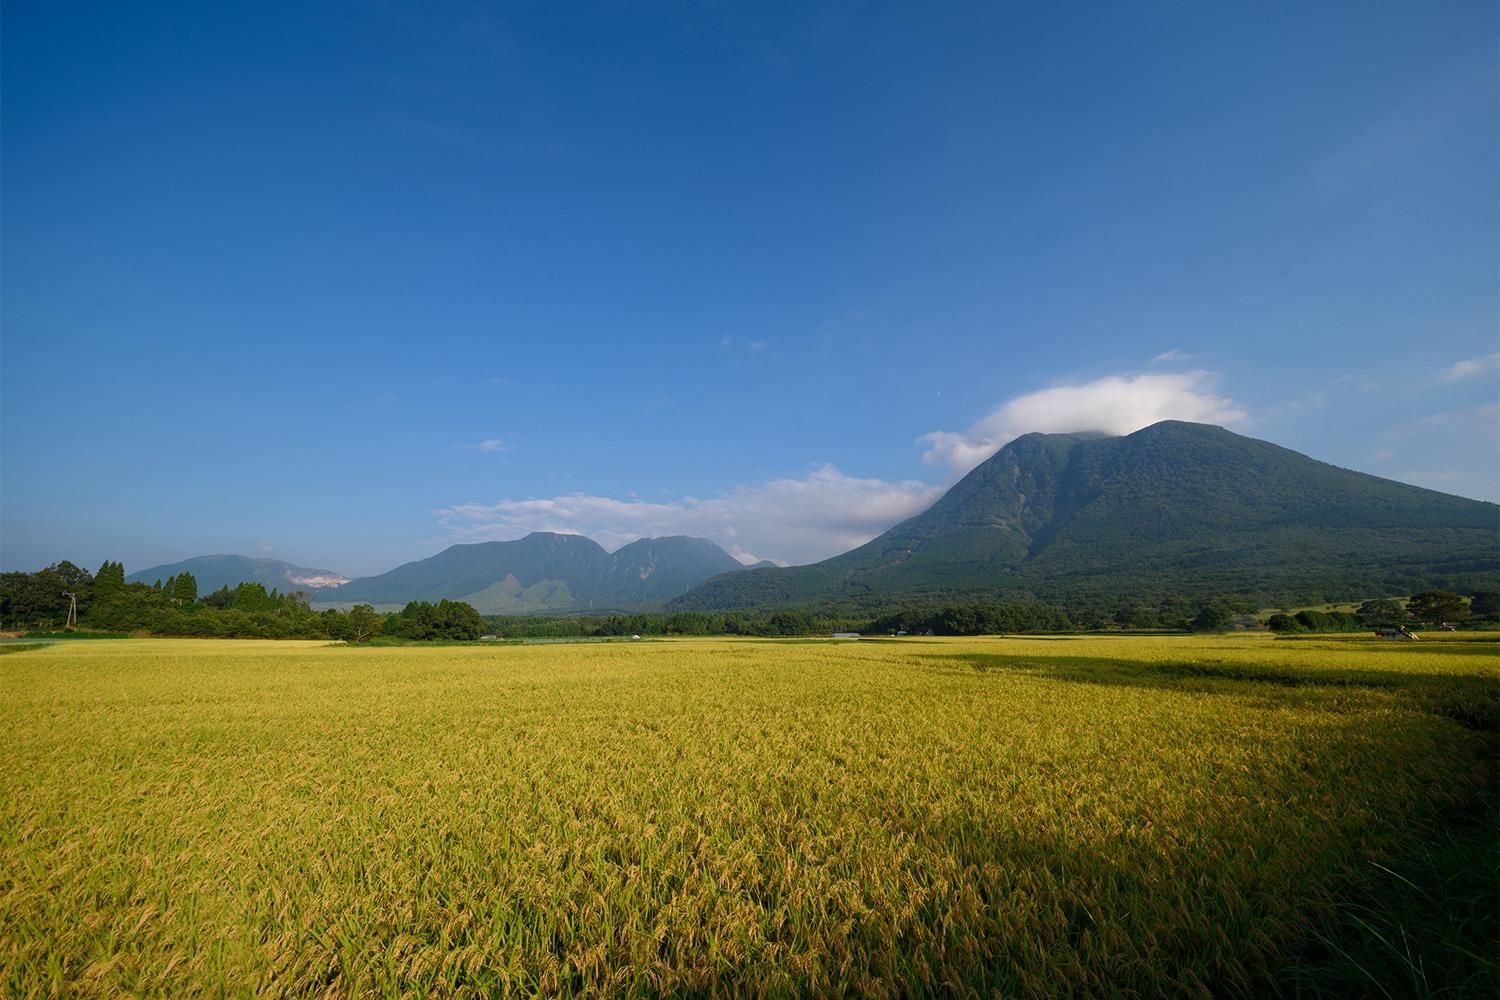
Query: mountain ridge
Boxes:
[{"xmin": 324, "ymin": 532, "xmax": 751, "ymax": 612}]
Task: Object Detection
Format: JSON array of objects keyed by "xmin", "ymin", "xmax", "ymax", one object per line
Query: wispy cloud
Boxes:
[
  {"xmin": 1310, "ymin": 52, "xmax": 1491, "ymax": 200},
  {"xmin": 1439, "ymin": 352, "xmax": 1500, "ymax": 382},
  {"xmin": 461, "ymin": 438, "xmax": 511, "ymax": 453},
  {"xmin": 1380, "ymin": 405, "xmax": 1498, "ymax": 441},
  {"xmin": 1374, "ymin": 403, "xmax": 1500, "ymax": 501},
  {"xmin": 437, "ymin": 466, "xmax": 942, "ymax": 566},
  {"xmin": 918, "ymin": 371, "xmax": 1248, "ymax": 474},
  {"xmin": 1150, "ymin": 349, "xmax": 1187, "ymax": 365}
]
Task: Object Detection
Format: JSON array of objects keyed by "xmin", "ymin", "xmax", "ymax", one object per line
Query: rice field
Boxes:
[{"xmin": 2, "ymin": 634, "xmax": 1496, "ymax": 996}]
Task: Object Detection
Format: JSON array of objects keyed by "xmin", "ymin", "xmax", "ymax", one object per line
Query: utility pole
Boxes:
[{"xmin": 62, "ymin": 591, "xmax": 78, "ymax": 630}]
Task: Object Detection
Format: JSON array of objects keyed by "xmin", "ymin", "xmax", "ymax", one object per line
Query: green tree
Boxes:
[
  {"xmin": 94, "ymin": 560, "xmax": 126, "ymax": 601},
  {"xmin": 230, "ymin": 582, "xmax": 274, "ymax": 613},
  {"xmin": 1355, "ymin": 598, "xmax": 1406, "ymax": 628},
  {"xmin": 384, "ymin": 600, "xmax": 485, "ymax": 641},
  {"xmin": 347, "ymin": 604, "xmax": 382, "ymax": 644},
  {"xmin": 1406, "ymin": 590, "xmax": 1469, "ymax": 626},
  {"xmin": 171, "ymin": 572, "xmax": 198, "ymax": 605},
  {"xmin": 433, "ymin": 600, "xmax": 485, "ymax": 640},
  {"xmin": 0, "ymin": 561, "xmax": 93, "ymax": 627},
  {"xmin": 1192, "ymin": 603, "xmax": 1233, "ymax": 632},
  {"xmin": 1264, "ymin": 613, "xmax": 1300, "ymax": 633},
  {"xmin": 1468, "ymin": 589, "xmax": 1500, "ymax": 621},
  {"xmin": 1292, "ymin": 609, "xmax": 1358, "ymax": 632},
  {"xmin": 200, "ymin": 586, "xmax": 233, "ymax": 609},
  {"xmin": 0, "ymin": 571, "xmax": 60, "ymax": 626}
]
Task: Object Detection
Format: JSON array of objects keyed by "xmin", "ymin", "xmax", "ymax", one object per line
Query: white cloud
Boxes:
[
  {"xmin": 436, "ymin": 466, "xmax": 943, "ymax": 566},
  {"xmin": 918, "ymin": 371, "xmax": 1248, "ymax": 474},
  {"xmin": 471, "ymin": 438, "xmax": 511, "ymax": 453},
  {"xmin": 1440, "ymin": 353, "xmax": 1500, "ymax": 382},
  {"xmin": 1150, "ymin": 349, "xmax": 1186, "ymax": 365},
  {"xmin": 439, "ymin": 369, "xmax": 1259, "ymax": 563}
]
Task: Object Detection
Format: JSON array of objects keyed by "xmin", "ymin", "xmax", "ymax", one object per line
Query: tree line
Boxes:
[
  {"xmin": 1264, "ymin": 591, "xmax": 1497, "ymax": 633},
  {"xmin": 490, "ymin": 598, "xmax": 1270, "ymax": 637},
  {"xmin": 0, "ymin": 561, "xmax": 488, "ymax": 642},
  {"xmin": 2, "ymin": 559, "xmax": 1495, "ymax": 640}
]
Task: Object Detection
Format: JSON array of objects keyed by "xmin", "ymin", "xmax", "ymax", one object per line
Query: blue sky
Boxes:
[{"xmin": 3, "ymin": 1, "xmax": 1497, "ymax": 576}]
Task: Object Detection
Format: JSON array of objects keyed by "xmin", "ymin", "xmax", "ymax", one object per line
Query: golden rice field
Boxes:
[{"xmin": 2, "ymin": 634, "xmax": 1496, "ymax": 997}]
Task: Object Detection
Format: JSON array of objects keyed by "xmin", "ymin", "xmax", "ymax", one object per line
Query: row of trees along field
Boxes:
[
  {"xmin": 483, "ymin": 594, "xmax": 1292, "ymax": 638},
  {"xmin": 489, "ymin": 591, "xmax": 1494, "ymax": 638},
  {"xmin": 2, "ymin": 560, "xmax": 1495, "ymax": 640},
  {"xmin": 1264, "ymin": 591, "xmax": 1499, "ymax": 633},
  {"xmin": 0, "ymin": 561, "xmax": 488, "ymax": 641}
]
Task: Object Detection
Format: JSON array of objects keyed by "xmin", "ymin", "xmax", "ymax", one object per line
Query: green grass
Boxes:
[
  {"xmin": 1, "ymin": 635, "xmax": 1495, "ymax": 996},
  {"xmin": 1255, "ymin": 601, "xmax": 1366, "ymax": 617},
  {"xmin": 20, "ymin": 630, "xmax": 132, "ymax": 640}
]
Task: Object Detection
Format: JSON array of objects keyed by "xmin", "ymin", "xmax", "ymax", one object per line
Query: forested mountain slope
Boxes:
[{"xmin": 671, "ymin": 421, "xmax": 1499, "ymax": 609}]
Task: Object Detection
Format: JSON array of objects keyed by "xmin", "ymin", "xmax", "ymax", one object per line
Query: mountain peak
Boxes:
[
  {"xmin": 326, "ymin": 533, "xmax": 748, "ymax": 612},
  {"xmin": 672, "ymin": 422, "xmax": 1498, "ymax": 610}
]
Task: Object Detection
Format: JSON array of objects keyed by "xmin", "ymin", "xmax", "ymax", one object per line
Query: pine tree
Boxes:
[{"xmin": 94, "ymin": 560, "xmax": 125, "ymax": 600}]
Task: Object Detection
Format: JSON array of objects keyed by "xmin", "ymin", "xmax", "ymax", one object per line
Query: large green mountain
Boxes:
[
  {"xmin": 324, "ymin": 532, "xmax": 749, "ymax": 613},
  {"xmin": 671, "ymin": 421, "xmax": 1500, "ymax": 609},
  {"xmin": 127, "ymin": 555, "xmax": 350, "ymax": 595}
]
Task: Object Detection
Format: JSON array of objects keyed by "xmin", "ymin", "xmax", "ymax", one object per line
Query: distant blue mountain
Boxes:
[
  {"xmin": 324, "ymin": 533, "xmax": 753, "ymax": 612},
  {"xmin": 127, "ymin": 555, "xmax": 350, "ymax": 595}
]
